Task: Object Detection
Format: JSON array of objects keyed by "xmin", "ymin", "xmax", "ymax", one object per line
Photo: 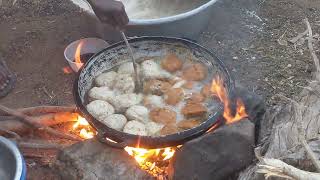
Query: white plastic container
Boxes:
[{"xmin": 64, "ymin": 38, "xmax": 109, "ymax": 72}]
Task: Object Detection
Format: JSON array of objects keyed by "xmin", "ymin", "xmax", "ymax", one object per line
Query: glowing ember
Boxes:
[
  {"xmin": 62, "ymin": 66, "xmax": 73, "ymax": 74},
  {"xmin": 74, "ymin": 41, "xmax": 84, "ymax": 69},
  {"xmin": 206, "ymin": 123, "xmax": 219, "ymax": 133},
  {"xmin": 79, "ymin": 129, "xmax": 94, "ymax": 139},
  {"xmin": 210, "ymin": 76, "xmax": 248, "ymax": 124},
  {"xmin": 72, "ymin": 115, "xmax": 95, "ymax": 139},
  {"xmin": 73, "ymin": 116, "xmax": 89, "ymax": 129},
  {"xmin": 162, "ymin": 148, "xmax": 175, "ymax": 160}
]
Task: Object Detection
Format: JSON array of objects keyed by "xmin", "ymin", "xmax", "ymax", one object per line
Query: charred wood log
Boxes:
[
  {"xmin": 0, "ymin": 104, "xmax": 81, "ymax": 141},
  {"xmin": 0, "ymin": 112, "xmax": 78, "ymax": 135}
]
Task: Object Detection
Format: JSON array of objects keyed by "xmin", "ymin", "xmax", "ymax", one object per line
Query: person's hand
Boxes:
[{"xmin": 88, "ymin": 0, "xmax": 129, "ymax": 30}]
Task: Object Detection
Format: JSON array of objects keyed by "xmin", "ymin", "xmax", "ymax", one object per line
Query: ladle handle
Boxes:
[{"xmin": 120, "ymin": 31, "xmax": 142, "ymax": 92}]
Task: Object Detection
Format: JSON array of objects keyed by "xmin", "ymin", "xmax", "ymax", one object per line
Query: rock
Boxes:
[
  {"xmin": 168, "ymin": 119, "xmax": 255, "ymax": 180},
  {"xmin": 231, "ymin": 85, "xmax": 265, "ymax": 124},
  {"xmin": 54, "ymin": 139, "xmax": 153, "ymax": 180},
  {"xmin": 182, "ymin": 63, "xmax": 208, "ymax": 81},
  {"xmin": 230, "ymin": 85, "xmax": 266, "ymax": 142}
]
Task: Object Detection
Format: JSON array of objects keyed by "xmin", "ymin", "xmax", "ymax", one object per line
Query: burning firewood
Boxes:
[
  {"xmin": 0, "ymin": 104, "xmax": 81, "ymax": 141},
  {"xmin": 0, "ymin": 112, "xmax": 78, "ymax": 134},
  {"xmin": 17, "ymin": 105, "xmax": 76, "ymax": 115},
  {"xmin": 11, "ymin": 138, "xmax": 67, "ymax": 150}
]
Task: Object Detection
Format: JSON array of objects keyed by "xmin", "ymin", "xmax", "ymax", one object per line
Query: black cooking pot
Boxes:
[{"xmin": 74, "ymin": 36, "xmax": 234, "ymax": 149}]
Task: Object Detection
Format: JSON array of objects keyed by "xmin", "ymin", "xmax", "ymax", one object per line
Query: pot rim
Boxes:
[
  {"xmin": 74, "ymin": 36, "xmax": 234, "ymax": 148},
  {"xmin": 128, "ymin": 0, "xmax": 219, "ymax": 25},
  {"xmin": 0, "ymin": 136, "xmax": 24, "ymax": 180}
]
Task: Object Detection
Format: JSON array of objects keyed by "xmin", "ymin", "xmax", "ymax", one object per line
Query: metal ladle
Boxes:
[{"xmin": 120, "ymin": 32, "xmax": 142, "ymax": 92}]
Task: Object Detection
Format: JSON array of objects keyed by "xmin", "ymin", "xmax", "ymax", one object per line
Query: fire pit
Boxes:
[
  {"xmin": 67, "ymin": 36, "xmax": 256, "ymax": 178},
  {"xmin": 0, "ymin": 36, "xmax": 255, "ymax": 180}
]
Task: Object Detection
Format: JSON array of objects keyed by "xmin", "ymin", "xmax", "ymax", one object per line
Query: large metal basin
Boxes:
[
  {"xmin": 0, "ymin": 137, "xmax": 26, "ymax": 180},
  {"xmin": 125, "ymin": 0, "xmax": 218, "ymax": 39},
  {"xmin": 71, "ymin": 0, "xmax": 218, "ymax": 40}
]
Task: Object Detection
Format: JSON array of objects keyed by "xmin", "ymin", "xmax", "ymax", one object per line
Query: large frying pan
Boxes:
[{"xmin": 74, "ymin": 36, "xmax": 234, "ymax": 149}]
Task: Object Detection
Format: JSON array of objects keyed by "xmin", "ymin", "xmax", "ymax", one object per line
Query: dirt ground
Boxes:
[{"xmin": 0, "ymin": 0, "xmax": 319, "ymax": 179}]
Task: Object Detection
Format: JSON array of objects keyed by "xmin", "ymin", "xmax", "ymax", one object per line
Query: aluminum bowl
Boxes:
[
  {"xmin": 0, "ymin": 136, "xmax": 26, "ymax": 180},
  {"xmin": 125, "ymin": 0, "xmax": 218, "ymax": 39},
  {"xmin": 71, "ymin": 0, "xmax": 218, "ymax": 40},
  {"xmin": 74, "ymin": 36, "xmax": 233, "ymax": 148}
]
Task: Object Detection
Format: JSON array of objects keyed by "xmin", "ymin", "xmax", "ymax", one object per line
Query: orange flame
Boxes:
[
  {"xmin": 79, "ymin": 129, "xmax": 94, "ymax": 139},
  {"xmin": 72, "ymin": 114, "xmax": 177, "ymax": 177},
  {"xmin": 211, "ymin": 76, "xmax": 248, "ymax": 124},
  {"xmin": 124, "ymin": 146, "xmax": 177, "ymax": 177},
  {"xmin": 74, "ymin": 41, "xmax": 84, "ymax": 69},
  {"xmin": 62, "ymin": 66, "xmax": 73, "ymax": 74},
  {"xmin": 72, "ymin": 115, "xmax": 95, "ymax": 139}
]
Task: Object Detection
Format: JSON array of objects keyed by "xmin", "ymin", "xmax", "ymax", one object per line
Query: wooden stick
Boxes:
[
  {"xmin": 0, "ymin": 127, "xmax": 21, "ymax": 139},
  {"xmin": 289, "ymin": 29, "xmax": 308, "ymax": 44},
  {"xmin": 304, "ymin": 18, "xmax": 320, "ymax": 80},
  {"xmin": 0, "ymin": 113, "xmax": 77, "ymax": 135},
  {"xmin": 0, "ymin": 115, "xmax": 17, "ymax": 121},
  {"xmin": 0, "ymin": 104, "xmax": 81, "ymax": 141},
  {"xmin": 17, "ymin": 105, "xmax": 76, "ymax": 115},
  {"xmin": 292, "ymin": 101, "xmax": 320, "ymax": 172},
  {"xmin": 21, "ymin": 152, "xmax": 56, "ymax": 159},
  {"xmin": 257, "ymin": 158, "xmax": 320, "ymax": 179},
  {"xmin": 11, "ymin": 139, "xmax": 65, "ymax": 149}
]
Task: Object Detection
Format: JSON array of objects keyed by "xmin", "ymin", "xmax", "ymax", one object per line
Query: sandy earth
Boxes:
[{"xmin": 0, "ymin": 0, "xmax": 319, "ymax": 179}]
